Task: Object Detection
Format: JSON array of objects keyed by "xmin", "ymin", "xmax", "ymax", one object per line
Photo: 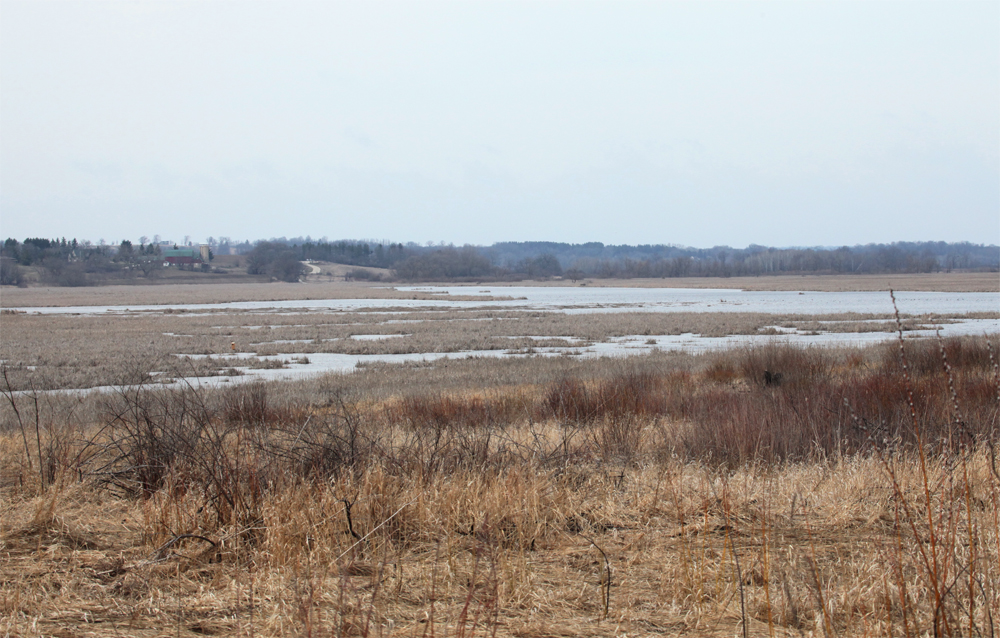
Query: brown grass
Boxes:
[
  {"xmin": 3, "ymin": 304, "xmax": 987, "ymax": 391},
  {"xmin": 1, "ymin": 335, "xmax": 998, "ymax": 637},
  {"xmin": 0, "ymin": 281, "xmax": 500, "ymax": 309}
]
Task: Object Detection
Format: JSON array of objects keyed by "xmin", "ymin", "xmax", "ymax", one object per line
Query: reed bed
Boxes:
[
  {"xmin": 0, "ymin": 305, "xmax": 973, "ymax": 390},
  {"xmin": 1, "ymin": 334, "xmax": 997, "ymax": 637}
]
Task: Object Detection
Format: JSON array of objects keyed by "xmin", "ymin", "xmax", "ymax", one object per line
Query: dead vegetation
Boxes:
[
  {"xmin": 1, "ymin": 304, "xmax": 986, "ymax": 391},
  {"xmin": 1, "ymin": 333, "xmax": 998, "ymax": 637},
  {"xmin": 0, "ymin": 280, "xmax": 504, "ymax": 309}
]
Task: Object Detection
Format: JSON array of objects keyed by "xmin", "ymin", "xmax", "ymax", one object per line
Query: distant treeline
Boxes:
[
  {"xmin": 1, "ymin": 237, "xmax": 166, "ymax": 287},
  {"xmin": 301, "ymin": 241, "xmax": 408, "ymax": 268},
  {"xmin": 241, "ymin": 240, "xmax": 410, "ymax": 282},
  {"xmin": 396, "ymin": 242, "xmax": 1000, "ymax": 281},
  {"xmin": 244, "ymin": 237, "xmax": 408, "ymax": 268},
  {"xmin": 3, "ymin": 236, "xmax": 997, "ymax": 286},
  {"xmin": 486, "ymin": 241, "xmax": 1000, "ymax": 278},
  {"xmin": 249, "ymin": 238, "xmax": 999, "ymax": 282}
]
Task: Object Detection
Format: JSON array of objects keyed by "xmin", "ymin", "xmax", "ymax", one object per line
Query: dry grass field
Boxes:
[
  {"xmin": 0, "ymin": 281, "xmax": 494, "ymax": 309},
  {"xmin": 1, "ymin": 334, "xmax": 999, "ymax": 637}
]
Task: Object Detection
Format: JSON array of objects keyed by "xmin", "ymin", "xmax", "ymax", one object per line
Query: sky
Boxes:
[{"xmin": 1, "ymin": 1, "xmax": 997, "ymax": 249}]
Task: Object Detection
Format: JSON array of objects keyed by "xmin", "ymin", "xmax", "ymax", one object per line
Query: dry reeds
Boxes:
[{"xmin": 0, "ymin": 334, "xmax": 998, "ymax": 636}]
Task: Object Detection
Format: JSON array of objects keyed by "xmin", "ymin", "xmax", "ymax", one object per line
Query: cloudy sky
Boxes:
[{"xmin": 1, "ymin": 1, "xmax": 997, "ymax": 248}]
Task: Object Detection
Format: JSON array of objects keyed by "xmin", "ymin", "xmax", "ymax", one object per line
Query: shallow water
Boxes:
[
  {"xmin": 10, "ymin": 286, "xmax": 999, "ymax": 316},
  {"xmin": 9, "ymin": 286, "xmax": 998, "ymax": 393},
  {"xmin": 398, "ymin": 286, "xmax": 1000, "ymax": 316},
  {"xmin": 166, "ymin": 317, "xmax": 996, "ymax": 387},
  {"xmin": 29, "ymin": 315, "xmax": 998, "ymax": 397}
]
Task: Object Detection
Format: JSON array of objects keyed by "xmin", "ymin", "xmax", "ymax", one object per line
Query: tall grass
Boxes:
[{"xmin": 0, "ymin": 335, "xmax": 997, "ymax": 636}]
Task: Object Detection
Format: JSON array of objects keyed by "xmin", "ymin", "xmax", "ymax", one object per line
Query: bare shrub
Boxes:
[
  {"xmin": 880, "ymin": 334, "xmax": 996, "ymax": 375},
  {"xmin": 737, "ymin": 343, "xmax": 833, "ymax": 387},
  {"xmin": 222, "ymin": 381, "xmax": 270, "ymax": 425},
  {"xmin": 281, "ymin": 397, "xmax": 382, "ymax": 478},
  {"xmin": 544, "ymin": 377, "xmax": 594, "ymax": 423},
  {"xmin": 542, "ymin": 371, "xmax": 667, "ymax": 425},
  {"xmin": 837, "ymin": 327, "xmax": 1000, "ymax": 636},
  {"xmin": 0, "ymin": 367, "xmax": 81, "ymax": 489},
  {"xmin": 94, "ymin": 383, "xmax": 217, "ymax": 497},
  {"xmin": 591, "ymin": 414, "xmax": 644, "ymax": 466},
  {"xmin": 0, "ymin": 257, "xmax": 24, "ymax": 286},
  {"xmin": 392, "ymin": 393, "xmax": 494, "ymax": 431}
]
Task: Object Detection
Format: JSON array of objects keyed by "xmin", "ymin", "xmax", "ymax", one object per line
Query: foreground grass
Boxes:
[{"xmin": 1, "ymin": 338, "xmax": 998, "ymax": 637}]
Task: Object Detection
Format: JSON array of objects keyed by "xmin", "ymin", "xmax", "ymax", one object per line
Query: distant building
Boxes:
[{"xmin": 163, "ymin": 248, "xmax": 203, "ymax": 265}]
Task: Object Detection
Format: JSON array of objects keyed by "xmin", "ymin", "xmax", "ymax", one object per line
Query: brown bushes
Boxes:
[
  {"xmin": 737, "ymin": 342, "xmax": 833, "ymax": 387},
  {"xmin": 392, "ymin": 394, "xmax": 498, "ymax": 431},
  {"xmin": 674, "ymin": 341, "xmax": 998, "ymax": 464},
  {"xmin": 881, "ymin": 335, "xmax": 997, "ymax": 375},
  {"xmin": 1, "ymin": 335, "xmax": 988, "ymax": 508},
  {"xmin": 222, "ymin": 381, "xmax": 271, "ymax": 425},
  {"xmin": 71, "ymin": 337, "xmax": 998, "ymax": 497},
  {"xmin": 541, "ymin": 371, "xmax": 670, "ymax": 424}
]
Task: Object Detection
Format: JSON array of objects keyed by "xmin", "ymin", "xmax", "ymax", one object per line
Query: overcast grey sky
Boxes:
[{"xmin": 1, "ymin": 1, "xmax": 997, "ymax": 248}]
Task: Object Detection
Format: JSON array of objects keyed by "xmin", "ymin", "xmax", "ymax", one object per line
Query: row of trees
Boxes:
[
  {"xmin": 1, "ymin": 238, "xmax": 164, "ymax": 286},
  {"xmin": 392, "ymin": 247, "xmax": 496, "ymax": 280},
  {"xmin": 386, "ymin": 241, "xmax": 997, "ymax": 282},
  {"xmin": 300, "ymin": 240, "xmax": 408, "ymax": 268},
  {"xmin": 240, "ymin": 239, "xmax": 411, "ymax": 282},
  {"xmin": 246, "ymin": 238, "xmax": 997, "ymax": 282},
  {"xmin": 241, "ymin": 243, "xmax": 566, "ymax": 282},
  {"xmin": 487, "ymin": 241, "xmax": 998, "ymax": 278}
]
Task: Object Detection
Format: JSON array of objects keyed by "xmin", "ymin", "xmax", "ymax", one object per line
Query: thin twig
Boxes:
[
  {"xmin": 337, "ymin": 498, "xmax": 417, "ymax": 562},
  {"xmin": 149, "ymin": 534, "xmax": 218, "ymax": 561},
  {"xmin": 580, "ymin": 533, "xmax": 611, "ymax": 621}
]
